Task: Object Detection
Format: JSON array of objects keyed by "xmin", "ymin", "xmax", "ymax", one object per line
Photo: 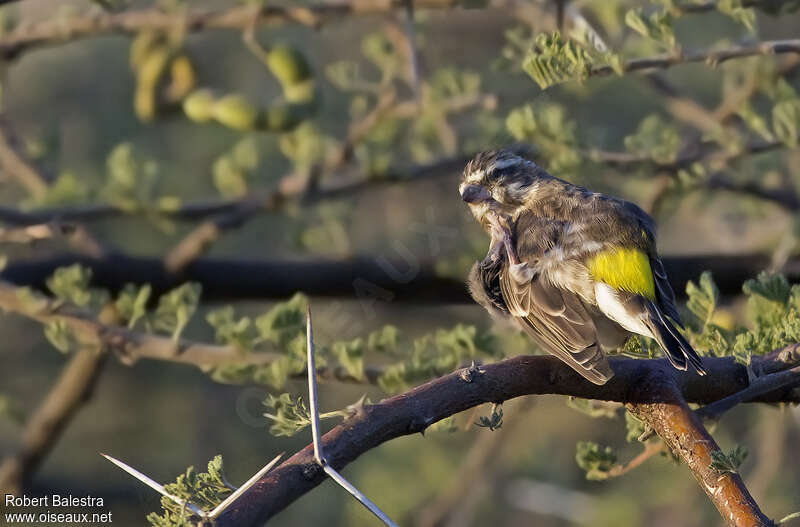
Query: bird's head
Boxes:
[{"xmin": 459, "ymin": 149, "xmax": 541, "ymax": 227}]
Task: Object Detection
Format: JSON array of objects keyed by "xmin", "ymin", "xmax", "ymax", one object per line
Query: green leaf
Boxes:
[
  {"xmin": 46, "ymin": 264, "xmax": 107, "ymax": 308},
  {"xmin": 115, "ymin": 283, "xmax": 151, "ymax": 329},
  {"xmin": 254, "ymin": 293, "xmax": 307, "ymax": 348},
  {"xmin": 625, "ymin": 411, "xmax": 647, "ymax": 442},
  {"xmin": 686, "ymin": 271, "xmax": 719, "ymax": 328},
  {"xmin": 743, "ymin": 272, "xmax": 791, "ymax": 324},
  {"xmin": 736, "ymin": 102, "xmax": 775, "ymax": 142},
  {"xmin": 361, "ymin": 32, "xmax": 398, "ymax": 78},
  {"xmin": 213, "ymin": 156, "xmax": 248, "ymax": 198},
  {"xmin": 576, "ymin": 441, "xmax": 617, "ymax": 480},
  {"xmin": 331, "ymin": 338, "xmax": 366, "ymax": 380},
  {"xmin": 262, "ymin": 392, "xmax": 311, "ymax": 437},
  {"xmin": 206, "ymin": 306, "xmax": 255, "ymax": 350},
  {"xmin": 103, "ymin": 142, "xmax": 160, "ymax": 212},
  {"xmin": 31, "ymin": 171, "xmax": 89, "ymax": 207},
  {"xmin": 474, "ymin": 404, "xmax": 503, "ymax": 431},
  {"xmin": 710, "ymin": 445, "xmax": 748, "ymax": 473},
  {"xmin": 773, "ymin": 98, "xmax": 800, "ymax": 147},
  {"xmin": 153, "ymin": 282, "xmax": 201, "ymax": 341},
  {"xmin": 623, "ymin": 114, "xmax": 681, "ymax": 164},
  {"xmin": 717, "ymin": 0, "xmax": 757, "ymax": 32},
  {"xmin": 147, "ymin": 455, "xmax": 232, "ymax": 526},
  {"xmin": 521, "ymin": 32, "xmax": 598, "ymax": 89},
  {"xmin": 624, "ymin": 8, "xmax": 675, "ymax": 48},
  {"xmin": 44, "ymin": 319, "xmax": 80, "ymax": 354},
  {"xmin": 325, "ymin": 61, "xmax": 362, "ymax": 91},
  {"xmin": 366, "ymin": 325, "xmax": 399, "ymax": 353}
]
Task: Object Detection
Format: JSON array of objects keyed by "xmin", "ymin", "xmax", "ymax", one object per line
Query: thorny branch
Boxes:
[{"xmin": 213, "ymin": 353, "xmax": 800, "ymax": 526}]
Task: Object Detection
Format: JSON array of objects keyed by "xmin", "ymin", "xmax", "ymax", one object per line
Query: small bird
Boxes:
[{"xmin": 460, "ymin": 149, "xmax": 706, "ymax": 385}]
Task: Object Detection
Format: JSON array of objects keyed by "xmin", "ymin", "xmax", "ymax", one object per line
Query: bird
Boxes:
[{"xmin": 459, "ymin": 149, "xmax": 706, "ymax": 385}]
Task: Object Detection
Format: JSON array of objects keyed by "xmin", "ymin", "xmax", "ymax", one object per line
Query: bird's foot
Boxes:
[{"xmin": 504, "ymin": 231, "xmax": 520, "ymax": 266}]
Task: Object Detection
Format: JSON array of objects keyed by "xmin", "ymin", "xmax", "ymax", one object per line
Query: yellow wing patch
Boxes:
[{"xmin": 587, "ymin": 248, "xmax": 656, "ymax": 299}]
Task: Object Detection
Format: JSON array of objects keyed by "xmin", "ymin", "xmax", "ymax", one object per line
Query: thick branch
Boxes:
[
  {"xmin": 628, "ymin": 374, "xmax": 773, "ymax": 526},
  {"xmin": 214, "ymin": 354, "xmax": 798, "ymax": 526},
  {"xmin": 0, "ymin": 348, "xmax": 107, "ymax": 495},
  {"xmin": 2, "ymin": 252, "xmax": 800, "ymax": 303}
]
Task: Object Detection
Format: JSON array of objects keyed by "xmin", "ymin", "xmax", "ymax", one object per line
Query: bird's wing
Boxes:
[
  {"xmin": 650, "ymin": 256, "xmax": 684, "ymax": 327},
  {"xmin": 499, "ymin": 267, "xmax": 614, "ymax": 385}
]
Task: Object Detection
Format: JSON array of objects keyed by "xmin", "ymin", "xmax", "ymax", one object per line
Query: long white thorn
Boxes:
[
  {"xmin": 306, "ymin": 304, "xmax": 325, "ymax": 465},
  {"xmin": 100, "ymin": 453, "xmax": 206, "ymax": 517},
  {"xmin": 305, "ymin": 305, "xmax": 399, "ymax": 527},
  {"xmin": 208, "ymin": 452, "xmax": 284, "ymax": 519},
  {"xmin": 323, "ymin": 465, "xmax": 400, "ymax": 527}
]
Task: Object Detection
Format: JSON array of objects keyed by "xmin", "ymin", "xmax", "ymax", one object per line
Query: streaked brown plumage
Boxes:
[{"xmin": 460, "ymin": 149, "xmax": 705, "ymax": 384}]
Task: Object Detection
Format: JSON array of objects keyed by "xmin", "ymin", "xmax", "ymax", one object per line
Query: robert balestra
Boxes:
[{"xmin": 5, "ymin": 494, "xmax": 105, "ymax": 507}]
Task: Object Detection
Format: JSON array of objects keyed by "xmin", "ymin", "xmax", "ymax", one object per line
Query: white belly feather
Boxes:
[{"xmin": 594, "ymin": 283, "xmax": 653, "ymax": 338}]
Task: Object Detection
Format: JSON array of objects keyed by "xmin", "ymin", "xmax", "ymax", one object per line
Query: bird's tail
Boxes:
[{"xmin": 644, "ymin": 301, "xmax": 707, "ymax": 375}]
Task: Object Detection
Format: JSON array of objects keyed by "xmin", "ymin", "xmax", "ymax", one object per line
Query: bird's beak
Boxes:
[{"xmin": 460, "ymin": 184, "xmax": 491, "ymax": 203}]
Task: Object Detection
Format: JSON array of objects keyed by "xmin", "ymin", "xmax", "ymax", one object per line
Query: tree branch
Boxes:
[
  {"xmin": 0, "ymin": 279, "xmax": 381, "ymax": 383},
  {"xmin": 0, "ymin": 0, "xmax": 471, "ymax": 60},
  {"xmin": 0, "ymin": 348, "xmax": 107, "ymax": 495},
  {"xmin": 626, "ymin": 372, "xmax": 773, "ymax": 526},
  {"xmin": 0, "ymin": 116, "xmax": 50, "ymax": 199},
  {"xmin": 213, "ymin": 353, "xmax": 798, "ymax": 526},
  {"xmin": 2, "ymin": 251, "xmax": 800, "ymax": 303},
  {"xmin": 589, "ymin": 40, "xmax": 800, "ymax": 79}
]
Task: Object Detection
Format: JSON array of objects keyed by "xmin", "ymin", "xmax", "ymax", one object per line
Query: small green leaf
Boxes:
[
  {"xmin": 624, "ymin": 8, "xmax": 675, "ymax": 49},
  {"xmin": 773, "ymin": 98, "xmax": 800, "ymax": 147},
  {"xmin": 710, "ymin": 445, "xmax": 748, "ymax": 473},
  {"xmin": 153, "ymin": 282, "xmax": 201, "ymax": 341},
  {"xmin": 46, "ymin": 264, "xmax": 94, "ymax": 307},
  {"xmin": 625, "ymin": 411, "xmax": 647, "ymax": 442},
  {"xmin": 262, "ymin": 392, "xmax": 311, "ymax": 437},
  {"xmin": 474, "ymin": 404, "xmax": 503, "ymax": 431},
  {"xmin": 206, "ymin": 306, "xmax": 255, "ymax": 350},
  {"xmin": 331, "ymin": 338, "xmax": 365, "ymax": 380},
  {"xmin": 576, "ymin": 441, "xmax": 617, "ymax": 480},
  {"xmin": 115, "ymin": 283, "xmax": 151, "ymax": 329},
  {"xmin": 44, "ymin": 319, "xmax": 80, "ymax": 354},
  {"xmin": 147, "ymin": 455, "xmax": 232, "ymax": 527},
  {"xmin": 521, "ymin": 32, "xmax": 598, "ymax": 89},
  {"xmin": 686, "ymin": 271, "xmax": 719, "ymax": 328},
  {"xmin": 624, "ymin": 114, "xmax": 681, "ymax": 164},
  {"xmin": 254, "ymin": 293, "xmax": 307, "ymax": 348}
]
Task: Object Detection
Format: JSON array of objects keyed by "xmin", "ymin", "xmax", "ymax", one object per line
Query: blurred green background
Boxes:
[{"xmin": 1, "ymin": 0, "xmax": 800, "ymax": 526}]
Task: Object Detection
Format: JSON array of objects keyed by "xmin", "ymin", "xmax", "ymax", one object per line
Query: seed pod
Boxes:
[
  {"xmin": 183, "ymin": 89, "xmax": 216, "ymax": 123},
  {"xmin": 137, "ymin": 45, "xmax": 171, "ymax": 87},
  {"xmin": 214, "ymin": 94, "xmax": 258, "ymax": 131},
  {"xmin": 267, "ymin": 45, "xmax": 312, "ymax": 88},
  {"xmin": 166, "ymin": 55, "xmax": 196, "ymax": 102},
  {"xmin": 283, "ymin": 79, "xmax": 315, "ymax": 104},
  {"xmin": 134, "ymin": 45, "xmax": 171, "ymax": 121},
  {"xmin": 130, "ymin": 31, "xmax": 161, "ymax": 70}
]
